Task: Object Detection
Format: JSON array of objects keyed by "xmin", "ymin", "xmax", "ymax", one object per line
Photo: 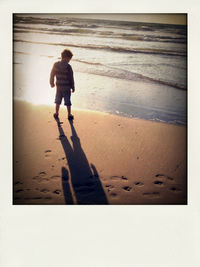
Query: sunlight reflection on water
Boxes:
[{"xmin": 13, "ymin": 35, "xmax": 186, "ymax": 125}]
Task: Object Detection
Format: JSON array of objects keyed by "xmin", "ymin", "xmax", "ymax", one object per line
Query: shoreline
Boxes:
[
  {"xmin": 13, "ymin": 98, "xmax": 187, "ymax": 127},
  {"xmin": 13, "ymin": 100, "xmax": 187, "ymax": 204}
]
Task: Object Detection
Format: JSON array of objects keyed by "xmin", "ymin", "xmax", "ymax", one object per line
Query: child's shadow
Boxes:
[{"xmin": 56, "ymin": 118, "xmax": 107, "ymax": 204}]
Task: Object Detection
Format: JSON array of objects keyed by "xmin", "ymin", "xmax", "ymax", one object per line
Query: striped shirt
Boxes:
[{"xmin": 50, "ymin": 60, "xmax": 75, "ymax": 90}]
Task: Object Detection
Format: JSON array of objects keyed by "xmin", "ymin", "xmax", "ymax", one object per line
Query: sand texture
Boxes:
[{"xmin": 13, "ymin": 100, "xmax": 187, "ymax": 204}]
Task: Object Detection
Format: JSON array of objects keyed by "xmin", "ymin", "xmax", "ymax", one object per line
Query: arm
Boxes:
[
  {"xmin": 68, "ymin": 65, "xmax": 75, "ymax": 92},
  {"xmin": 50, "ymin": 63, "xmax": 56, "ymax": 87}
]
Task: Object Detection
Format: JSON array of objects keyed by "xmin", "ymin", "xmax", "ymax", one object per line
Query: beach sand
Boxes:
[{"xmin": 13, "ymin": 100, "xmax": 187, "ymax": 204}]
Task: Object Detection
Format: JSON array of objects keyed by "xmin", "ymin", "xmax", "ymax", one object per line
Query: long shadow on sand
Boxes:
[{"xmin": 56, "ymin": 118, "xmax": 107, "ymax": 204}]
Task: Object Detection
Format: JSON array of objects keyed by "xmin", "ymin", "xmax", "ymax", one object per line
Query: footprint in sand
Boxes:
[
  {"xmin": 134, "ymin": 182, "xmax": 144, "ymax": 187},
  {"xmin": 169, "ymin": 187, "xmax": 182, "ymax": 193},
  {"xmin": 104, "ymin": 186, "xmax": 117, "ymax": 196},
  {"xmin": 53, "ymin": 189, "xmax": 61, "ymax": 195},
  {"xmin": 155, "ymin": 174, "xmax": 175, "ymax": 183},
  {"xmin": 45, "ymin": 150, "xmax": 52, "ymax": 158},
  {"xmin": 105, "ymin": 184, "xmax": 114, "ymax": 192},
  {"xmin": 104, "ymin": 185, "xmax": 118, "ymax": 197},
  {"xmin": 153, "ymin": 180, "xmax": 164, "ymax": 186},
  {"xmin": 123, "ymin": 186, "xmax": 132, "ymax": 191}
]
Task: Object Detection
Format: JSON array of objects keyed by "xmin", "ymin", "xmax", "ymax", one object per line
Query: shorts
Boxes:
[{"xmin": 55, "ymin": 86, "xmax": 71, "ymax": 106}]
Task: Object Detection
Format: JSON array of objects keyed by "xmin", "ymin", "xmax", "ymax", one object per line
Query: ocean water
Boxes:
[{"xmin": 13, "ymin": 14, "xmax": 187, "ymax": 125}]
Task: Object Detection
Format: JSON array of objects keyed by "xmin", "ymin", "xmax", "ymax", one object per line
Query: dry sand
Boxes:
[{"xmin": 13, "ymin": 100, "xmax": 187, "ymax": 204}]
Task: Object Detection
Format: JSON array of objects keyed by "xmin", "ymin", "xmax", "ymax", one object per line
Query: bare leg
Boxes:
[
  {"xmin": 67, "ymin": 105, "xmax": 74, "ymax": 120},
  {"xmin": 67, "ymin": 105, "xmax": 71, "ymax": 116},
  {"xmin": 55, "ymin": 104, "xmax": 60, "ymax": 115}
]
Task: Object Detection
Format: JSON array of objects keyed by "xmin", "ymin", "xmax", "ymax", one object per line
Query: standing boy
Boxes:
[{"xmin": 50, "ymin": 49, "xmax": 75, "ymax": 120}]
